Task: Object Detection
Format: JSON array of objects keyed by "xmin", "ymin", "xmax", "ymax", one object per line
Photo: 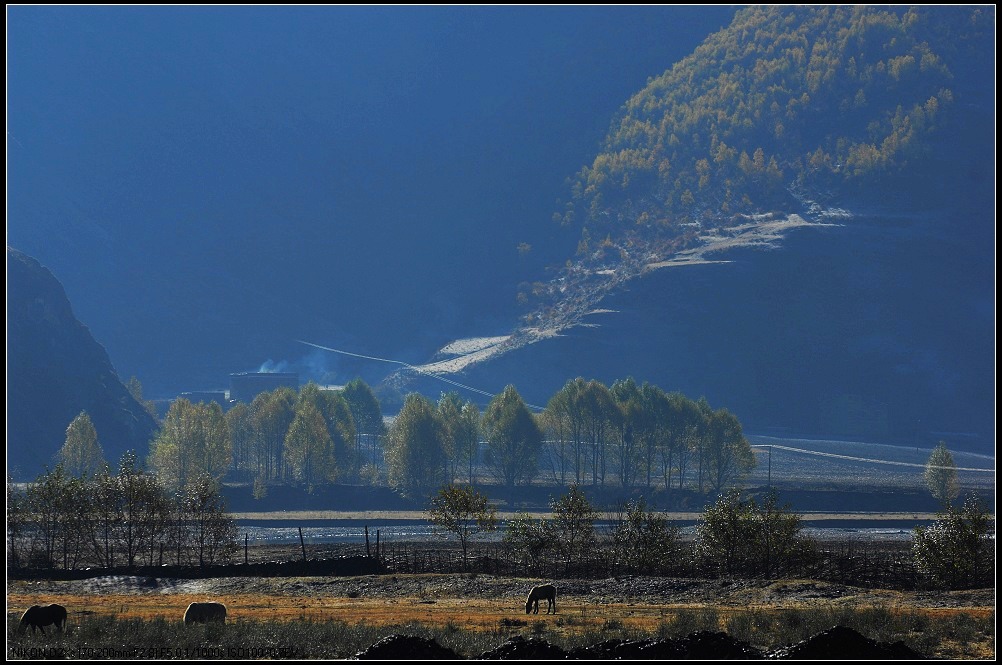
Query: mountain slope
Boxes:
[
  {"xmin": 384, "ymin": 6, "xmax": 995, "ymax": 451},
  {"xmin": 7, "ymin": 247, "xmax": 160, "ymax": 479}
]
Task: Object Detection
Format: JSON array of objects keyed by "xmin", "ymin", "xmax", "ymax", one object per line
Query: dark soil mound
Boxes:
[
  {"xmin": 766, "ymin": 625, "xmax": 924, "ymax": 659},
  {"xmin": 355, "ymin": 634, "xmax": 461, "ymax": 660},
  {"xmin": 477, "ymin": 636, "xmax": 567, "ymax": 660},
  {"xmin": 567, "ymin": 638, "xmax": 678, "ymax": 659},
  {"xmin": 567, "ymin": 632, "xmax": 762, "ymax": 660},
  {"xmin": 678, "ymin": 631, "xmax": 764, "ymax": 659}
]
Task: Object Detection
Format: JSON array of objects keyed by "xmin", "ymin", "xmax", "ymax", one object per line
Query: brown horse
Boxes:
[
  {"xmin": 183, "ymin": 602, "xmax": 227, "ymax": 625},
  {"xmin": 524, "ymin": 584, "xmax": 556, "ymax": 614},
  {"xmin": 17, "ymin": 604, "xmax": 67, "ymax": 635}
]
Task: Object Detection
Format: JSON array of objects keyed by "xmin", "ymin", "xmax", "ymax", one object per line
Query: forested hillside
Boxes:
[{"xmin": 559, "ymin": 6, "xmax": 992, "ymax": 244}]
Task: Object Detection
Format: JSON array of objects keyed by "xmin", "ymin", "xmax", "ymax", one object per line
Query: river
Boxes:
[{"xmin": 236, "ymin": 521, "xmax": 925, "ymax": 546}]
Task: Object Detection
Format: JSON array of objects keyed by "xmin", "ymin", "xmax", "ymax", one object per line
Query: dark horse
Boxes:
[
  {"xmin": 183, "ymin": 601, "xmax": 227, "ymax": 625},
  {"xmin": 525, "ymin": 584, "xmax": 557, "ymax": 614},
  {"xmin": 17, "ymin": 604, "xmax": 67, "ymax": 635}
]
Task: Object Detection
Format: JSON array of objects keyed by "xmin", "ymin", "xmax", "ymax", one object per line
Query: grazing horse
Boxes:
[
  {"xmin": 183, "ymin": 602, "xmax": 227, "ymax": 625},
  {"xmin": 17, "ymin": 604, "xmax": 67, "ymax": 635},
  {"xmin": 524, "ymin": 584, "xmax": 557, "ymax": 615}
]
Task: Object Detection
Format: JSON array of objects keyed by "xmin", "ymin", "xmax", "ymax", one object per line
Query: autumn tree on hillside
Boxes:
[{"xmin": 126, "ymin": 376, "xmax": 160, "ymax": 423}]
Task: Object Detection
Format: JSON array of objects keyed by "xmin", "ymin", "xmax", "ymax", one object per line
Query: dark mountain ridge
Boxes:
[{"xmin": 7, "ymin": 247, "xmax": 160, "ymax": 480}]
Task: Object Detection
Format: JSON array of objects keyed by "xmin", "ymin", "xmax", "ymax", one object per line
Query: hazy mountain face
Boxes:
[
  {"xmin": 7, "ymin": 6, "xmax": 737, "ymax": 397},
  {"xmin": 8, "ymin": 7, "xmax": 994, "ymax": 455}
]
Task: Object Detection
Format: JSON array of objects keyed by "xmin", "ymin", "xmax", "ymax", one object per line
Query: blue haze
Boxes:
[
  {"xmin": 7, "ymin": 7, "xmax": 995, "ymax": 454},
  {"xmin": 7, "ymin": 6, "xmax": 735, "ymax": 395}
]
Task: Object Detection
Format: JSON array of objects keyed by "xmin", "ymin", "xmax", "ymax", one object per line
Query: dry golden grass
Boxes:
[
  {"xmin": 7, "ymin": 578, "xmax": 994, "ymax": 660},
  {"xmin": 7, "ymin": 589, "xmax": 992, "ymax": 637}
]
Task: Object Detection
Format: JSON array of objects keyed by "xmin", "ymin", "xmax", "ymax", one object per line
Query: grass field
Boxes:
[{"xmin": 7, "ymin": 573, "xmax": 995, "ymax": 659}]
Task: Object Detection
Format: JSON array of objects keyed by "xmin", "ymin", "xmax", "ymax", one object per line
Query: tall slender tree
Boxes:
[
  {"xmin": 322, "ymin": 390, "xmax": 358, "ymax": 479},
  {"xmin": 284, "ymin": 400, "xmax": 335, "ymax": 491},
  {"xmin": 341, "ymin": 378, "xmax": 385, "ymax": 470},
  {"xmin": 385, "ymin": 394, "xmax": 445, "ymax": 494},
  {"xmin": 704, "ymin": 407, "xmax": 756, "ymax": 493},
  {"xmin": 180, "ymin": 474, "xmax": 238, "ymax": 568},
  {"xmin": 579, "ymin": 380, "xmax": 620, "ymax": 486},
  {"xmin": 438, "ymin": 393, "xmax": 481, "ymax": 485},
  {"xmin": 58, "ymin": 411, "xmax": 106, "ymax": 478},
  {"xmin": 225, "ymin": 402, "xmax": 254, "ymax": 481},
  {"xmin": 149, "ymin": 399, "xmax": 231, "ymax": 491},
  {"xmin": 482, "ymin": 385, "xmax": 543, "ymax": 490},
  {"xmin": 437, "ymin": 392, "xmax": 464, "ymax": 483},
  {"xmin": 248, "ymin": 387, "xmax": 297, "ymax": 484},
  {"xmin": 544, "ymin": 378, "xmax": 589, "ymax": 485},
  {"xmin": 611, "ymin": 377, "xmax": 644, "ymax": 488},
  {"xmin": 457, "ymin": 402, "xmax": 481, "ymax": 486},
  {"xmin": 924, "ymin": 441, "xmax": 959, "ymax": 507},
  {"xmin": 116, "ymin": 451, "xmax": 169, "ymax": 569}
]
